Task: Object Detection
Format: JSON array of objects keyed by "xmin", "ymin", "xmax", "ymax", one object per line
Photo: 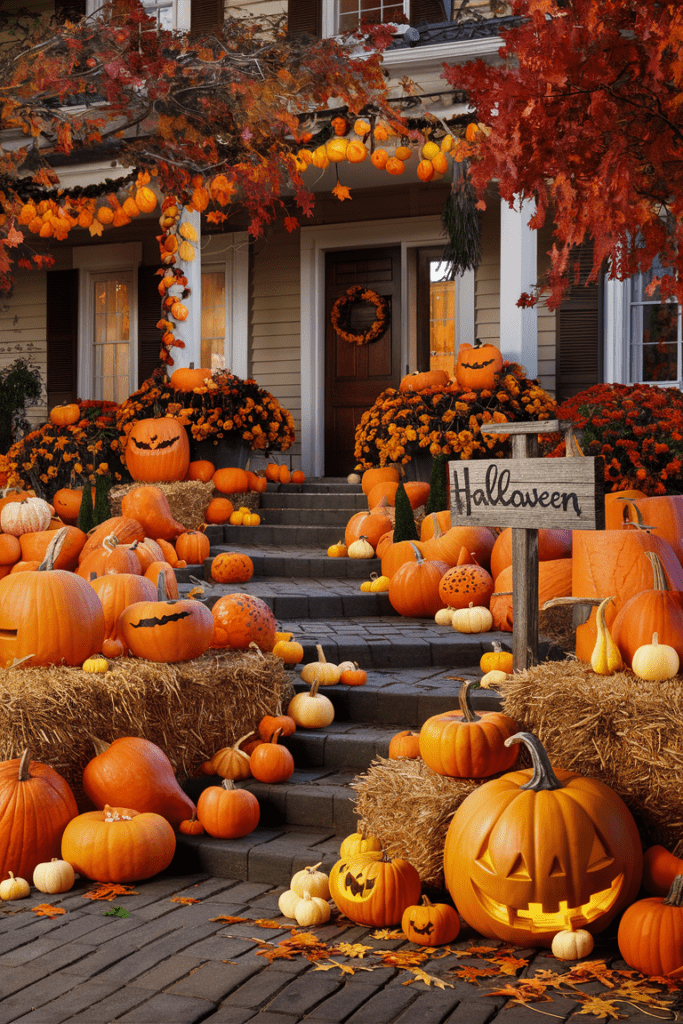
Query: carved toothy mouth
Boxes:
[{"xmin": 471, "ymin": 873, "xmax": 625, "ymax": 933}]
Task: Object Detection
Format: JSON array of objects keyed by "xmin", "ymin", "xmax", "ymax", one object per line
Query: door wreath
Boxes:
[{"xmin": 330, "ymin": 285, "xmax": 390, "ymax": 346}]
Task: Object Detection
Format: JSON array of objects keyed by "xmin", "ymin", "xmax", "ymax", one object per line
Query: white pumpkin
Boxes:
[
  {"xmin": 0, "ymin": 497, "xmax": 52, "ymax": 536},
  {"xmin": 293, "ymin": 891, "xmax": 331, "ymax": 927},
  {"xmin": 551, "ymin": 927, "xmax": 595, "ymax": 960},
  {"xmin": 451, "ymin": 602, "xmax": 493, "ymax": 634},
  {"xmin": 290, "ymin": 862, "xmax": 330, "ymax": 900},
  {"xmin": 632, "ymin": 632, "xmax": 680, "ymax": 681},
  {"xmin": 33, "ymin": 857, "xmax": 75, "ymax": 894}
]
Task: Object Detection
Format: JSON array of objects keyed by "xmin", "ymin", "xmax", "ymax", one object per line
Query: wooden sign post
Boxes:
[{"xmin": 448, "ymin": 419, "xmax": 604, "ymax": 672}]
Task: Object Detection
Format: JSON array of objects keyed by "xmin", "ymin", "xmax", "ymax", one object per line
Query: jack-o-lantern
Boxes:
[
  {"xmin": 0, "ymin": 529, "xmax": 105, "ymax": 668},
  {"xmin": 117, "ymin": 576, "xmax": 214, "ymax": 662},
  {"xmin": 329, "ymin": 851, "xmax": 421, "ymax": 926},
  {"xmin": 125, "ymin": 417, "xmax": 190, "ymax": 482},
  {"xmin": 455, "ymin": 340, "xmax": 503, "ymax": 391},
  {"xmin": 443, "ymin": 732, "xmax": 642, "ymax": 948}
]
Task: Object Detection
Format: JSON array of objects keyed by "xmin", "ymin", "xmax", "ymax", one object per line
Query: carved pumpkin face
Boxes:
[
  {"xmin": 117, "ymin": 588, "xmax": 214, "ymax": 663},
  {"xmin": 455, "ymin": 341, "xmax": 503, "ymax": 391},
  {"xmin": 125, "ymin": 417, "xmax": 190, "ymax": 482},
  {"xmin": 443, "ymin": 734, "xmax": 643, "ymax": 947},
  {"xmin": 329, "ymin": 852, "xmax": 421, "ymax": 927}
]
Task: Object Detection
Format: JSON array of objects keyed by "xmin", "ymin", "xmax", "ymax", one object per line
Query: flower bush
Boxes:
[
  {"xmin": 541, "ymin": 382, "xmax": 683, "ymax": 495},
  {"xmin": 116, "ymin": 368, "xmax": 295, "ymax": 460},
  {"xmin": 354, "ymin": 363, "xmax": 556, "ymax": 468},
  {"xmin": 6, "ymin": 400, "xmax": 124, "ymax": 499}
]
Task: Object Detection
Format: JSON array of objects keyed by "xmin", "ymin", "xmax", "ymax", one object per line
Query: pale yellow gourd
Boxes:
[
  {"xmin": 479, "ymin": 669, "xmax": 508, "ymax": 688},
  {"xmin": 0, "ymin": 872, "xmax": 30, "ymax": 901},
  {"xmin": 451, "ymin": 602, "xmax": 493, "ymax": 634},
  {"xmin": 300, "ymin": 644, "xmax": 341, "ymax": 686},
  {"xmin": 32, "ymin": 857, "xmax": 76, "ymax": 894},
  {"xmin": 347, "ymin": 535, "xmax": 375, "ymax": 559},
  {"xmin": 434, "ymin": 607, "xmax": 455, "ymax": 626},
  {"xmin": 290, "ymin": 861, "xmax": 330, "ymax": 900},
  {"xmin": 287, "ymin": 680, "xmax": 335, "ymax": 729},
  {"xmin": 278, "ymin": 888, "xmax": 301, "ymax": 919},
  {"xmin": 293, "ymin": 891, "xmax": 331, "ymax": 927},
  {"xmin": 631, "ymin": 632, "xmax": 680, "ymax": 681},
  {"xmin": 336, "ymin": 660, "xmax": 356, "ymax": 674},
  {"xmin": 369, "ymin": 573, "xmax": 390, "ymax": 592},
  {"xmin": 590, "ymin": 596, "xmax": 624, "ymax": 675},
  {"xmin": 551, "ymin": 925, "xmax": 595, "ymax": 960},
  {"xmin": 360, "ymin": 580, "xmax": 372, "ymax": 592},
  {"xmin": 340, "ymin": 830, "xmax": 382, "ymax": 857},
  {"xmin": 347, "ymin": 473, "xmax": 361, "ymax": 485}
]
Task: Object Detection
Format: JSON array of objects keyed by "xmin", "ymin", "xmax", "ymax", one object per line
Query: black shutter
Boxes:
[
  {"xmin": 54, "ymin": 0, "xmax": 86, "ymax": 22},
  {"xmin": 138, "ymin": 266, "xmax": 162, "ymax": 387},
  {"xmin": 47, "ymin": 269, "xmax": 78, "ymax": 408},
  {"xmin": 288, "ymin": 0, "xmax": 321, "ymax": 37},
  {"xmin": 190, "ymin": 0, "xmax": 224, "ymax": 35},
  {"xmin": 410, "ymin": 0, "xmax": 447, "ymax": 25},
  {"xmin": 555, "ymin": 242, "xmax": 603, "ymax": 403}
]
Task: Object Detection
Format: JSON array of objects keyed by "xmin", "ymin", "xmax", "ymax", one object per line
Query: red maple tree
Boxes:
[
  {"xmin": 0, "ymin": 1, "xmax": 403, "ymax": 293},
  {"xmin": 444, "ymin": 0, "xmax": 683, "ymax": 308}
]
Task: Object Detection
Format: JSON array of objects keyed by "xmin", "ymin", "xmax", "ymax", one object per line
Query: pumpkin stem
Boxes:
[
  {"xmin": 221, "ymin": 779, "xmax": 236, "ymax": 792},
  {"xmin": 89, "ymin": 735, "xmax": 111, "ymax": 757},
  {"xmin": 248, "ymin": 641, "xmax": 266, "ymax": 660},
  {"xmin": 645, "ymin": 551, "xmax": 668, "ymax": 592},
  {"xmin": 409, "ymin": 542, "xmax": 425, "ymax": 565},
  {"xmin": 663, "ymin": 874, "xmax": 683, "ymax": 907},
  {"xmin": 430, "ymin": 515, "xmax": 444, "ymax": 541},
  {"xmin": 233, "ymin": 732, "xmax": 254, "ymax": 752},
  {"xmin": 457, "ymin": 681, "xmax": 480, "ymax": 724},
  {"xmin": 306, "ymin": 862, "xmax": 323, "ymax": 873},
  {"xmin": 618, "ymin": 501, "xmax": 654, "ymax": 531},
  {"xmin": 102, "ymin": 532, "xmax": 119, "ymax": 553},
  {"xmin": 157, "ymin": 573, "xmax": 169, "ymax": 601},
  {"xmin": 38, "ymin": 527, "xmax": 69, "ymax": 571},
  {"xmin": 309, "ymin": 680, "xmax": 321, "ymax": 698},
  {"xmin": 421, "ymin": 895, "xmax": 434, "ymax": 907},
  {"xmin": 270, "ymin": 728, "xmax": 283, "ymax": 745},
  {"xmin": 17, "ymin": 747, "xmax": 31, "ymax": 781},
  {"xmin": 315, "ymin": 644, "xmax": 327, "ymax": 664},
  {"xmin": 505, "ymin": 732, "xmax": 564, "ymax": 792}
]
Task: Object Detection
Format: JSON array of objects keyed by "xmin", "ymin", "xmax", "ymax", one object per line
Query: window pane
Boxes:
[
  {"xmin": 429, "ymin": 260, "xmax": 455, "ymax": 376},
  {"xmin": 93, "ymin": 277, "xmax": 131, "ymax": 402},
  {"xmin": 141, "ymin": 0, "xmax": 174, "ymax": 30},
  {"xmin": 339, "ymin": 1, "xmax": 406, "ymax": 31},
  {"xmin": 631, "ymin": 303, "xmax": 678, "ymax": 383},
  {"xmin": 201, "ymin": 270, "xmax": 226, "ymax": 370}
]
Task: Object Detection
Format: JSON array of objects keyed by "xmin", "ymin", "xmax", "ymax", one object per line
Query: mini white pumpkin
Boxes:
[
  {"xmin": 0, "ymin": 871, "xmax": 30, "ymax": 900},
  {"xmin": 0, "ymin": 497, "xmax": 52, "ymax": 536},
  {"xmin": 347, "ymin": 536, "xmax": 375, "ymax": 559},
  {"xmin": 347, "ymin": 473, "xmax": 361, "ymax": 485},
  {"xmin": 300, "ymin": 644, "xmax": 341, "ymax": 686},
  {"xmin": 631, "ymin": 632, "xmax": 680, "ymax": 681},
  {"xmin": 434, "ymin": 607, "xmax": 455, "ymax": 626},
  {"xmin": 33, "ymin": 857, "xmax": 76, "ymax": 894},
  {"xmin": 451, "ymin": 602, "xmax": 493, "ymax": 634},
  {"xmin": 551, "ymin": 926, "xmax": 595, "ymax": 960},
  {"xmin": 278, "ymin": 889, "xmax": 301, "ymax": 919},
  {"xmin": 293, "ymin": 891, "xmax": 331, "ymax": 927},
  {"xmin": 290, "ymin": 861, "xmax": 330, "ymax": 901}
]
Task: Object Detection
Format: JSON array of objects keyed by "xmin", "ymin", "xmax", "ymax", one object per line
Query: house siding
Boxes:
[
  {"xmin": 250, "ymin": 231, "xmax": 302, "ymax": 468},
  {"xmin": 0, "ymin": 273, "xmax": 48, "ymax": 428}
]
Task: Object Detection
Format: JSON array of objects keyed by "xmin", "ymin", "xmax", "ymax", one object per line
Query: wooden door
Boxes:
[{"xmin": 325, "ymin": 247, "xmax": 402, "ymax": 477}]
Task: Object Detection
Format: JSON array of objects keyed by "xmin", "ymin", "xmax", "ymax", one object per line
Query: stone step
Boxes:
[
  {"xmin": 253, "ymin": 507, "xmax": 355, "ymax": 527},
  {"xmin": 177, "ymin": 549, "xmax": 383, "ymax": 581},
  {"xmin": 259, "ymin": 491, "xmax": 366, "ymax": 510},
  {"xmin": 196, "ymin": 586, "xmax": 394, "ymax": 621}
]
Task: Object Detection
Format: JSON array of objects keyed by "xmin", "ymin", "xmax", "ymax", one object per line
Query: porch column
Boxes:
[
  {"xmin": 499, "ymin": 198, "xmax": 538, "ymax": 378},
  {"xmin": 169, "ymin": 208, "xmax": 202, "ymax": 370}
]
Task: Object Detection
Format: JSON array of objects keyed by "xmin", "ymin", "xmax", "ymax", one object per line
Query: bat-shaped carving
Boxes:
[
  {"xmin": 130, "ymin": 610, "xmax": 192, "ymax": 628},
  {"xmin": 460, "ymin": 358, "xmax": 496, "ymax": 370},
  {"xmin": 130, "ymin": 436, "xmax": 180, "ymax": 450}
]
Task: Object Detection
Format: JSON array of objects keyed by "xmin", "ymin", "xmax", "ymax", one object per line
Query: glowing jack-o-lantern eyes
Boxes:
[
  {"xmin": 125, "ymin": 417, "xmax": 190, "ymax": 482},
  {"xmin": 444, "ymin": 732, "xmax": 643, "ymax": 948},
  {"xmin": 329, "ymin": 852, "xmax": 421, "ymax": 927}
]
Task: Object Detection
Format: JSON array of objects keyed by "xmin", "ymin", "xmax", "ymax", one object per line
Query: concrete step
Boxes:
[
  {"xmin": 199, "ymin": 523, "xmax": 355, "ymax": 548},
  {"xmin": 254, "ymin": 507, "xmax": 355, "ymax": 527},
  {"xmin": 259, "ymin": 491, "xmax": 366, "ymax": 510},
  {"xmin": 177, "ymin": 549, "xmax": 383, "ymax": 581},
  {"xmin": 197, "ymin": 587, "xmax": 394, "ymax": 621}
]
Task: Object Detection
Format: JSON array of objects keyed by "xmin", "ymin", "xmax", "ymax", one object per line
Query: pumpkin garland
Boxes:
[{"xmin": 330, "ymin": 286, "xmax": 390, "ymax": 346}]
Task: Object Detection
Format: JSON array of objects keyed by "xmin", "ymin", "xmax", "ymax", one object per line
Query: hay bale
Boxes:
[
  {"xmin": 351, "ymin": 757, "xmax": 485, "ymax": 888},
  {"xmin": 500, "ymin": 662, "xmax": 683, "ymax": 856},
  {"xmin": 538, "ymin": 605, "xmax": 575, "ymax": 653},
  {"xmin": 0, "ymin": 650, "xmax": 294, "ymax": 810},
  {"xmin": 109, "ymin": 481, "xmax": 215, "ymax": 530}
]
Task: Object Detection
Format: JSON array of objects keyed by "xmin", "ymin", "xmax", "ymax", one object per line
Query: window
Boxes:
[
  {"xmin": 201, "ymin": 267, "xmax": 227, "ymax": 370},
  {"xmin": 140, "ymin": 0, "xmax": 174, "ymax": 30},
  {"xmin": 92, "ymin": 273, "xmax": 134, "ymax": 402},
  {"xmin": 337, "ymin": 1, "xmax": 407, "ymax": 33},
  {"xmin": 428, "ymin": 260, "xmax": 456, "ymax": 375},
  {"xmin": 630, "ymin": 259, "xmax": 681, "ymax": 385}
]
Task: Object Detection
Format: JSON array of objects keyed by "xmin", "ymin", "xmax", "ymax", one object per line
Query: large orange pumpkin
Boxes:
[
  {"xmin": 610, "ymin": 551, "xmax": 683, "ymax": 668},
  {"xmin": 175, "ymin": 530, "xmax": 210, "ymax": 565},
  {"xmin": 344, "ymin": 510, "xmax": 393, "ymax": 550},
  {"xmin": 169, "ymin": 367, "xmax": 212, "ymax": 391},
  {"xmin": 490, "ymin": 527, "xmax": 572, "ymax": 582},
  {"xmin": 125, "ymin": 417, "xmax": 190, "ymax": 482},
  {"xmin": 196, "ymin": 780, "xmax": 260, "ymax": 839},
  {"xmin": 419, "ymin": 681, "xmax": 518, "ymax": 778},
  {"xmin": 213, "ymin": 467, "xmax": 249, "ymax": 494},
  {"xmin": 0, "ymin": 748, "xmax": 78, "ymax": 882},
  {"xmin": 82, "ymin": 735, "xmax": 195, "ymax": 829},
  {"xmin": 89, "ymin": 573, "xmax": 157, "ymax": 644},
  {"xmin": 444, "ymin": 731, "xmax": 643, "ymax": 948},
  {"xmin": 420, "ymin": 519, "xmax": 496, "ymax": 570},
  {"xmin": 618, "ymin": 875, "xmax": 683, "ymax": 976},
  {"xmin": 490, "ymin": 559, "xmax": 573, "ymax": 632},
  {"xmin": 78, "ymin": 516, "xmax": 145, "ymax": 563},
  {"xmin": 388, "ymin": 544, "xmax": 449, "ymax": 618},
  {"xmin": 19, "ymin": 525, "xmax": 86, "ymax": 571},
  {"xmin": 76, "ymin": 534, "xmax": 143, "ymax": 579},
  {"xmin": 455, "ymin": 340, "xmax": 503, "ymax": 390},
  {"xmin": 361, "ymin": 467, "xmax": 400, "ymax": 497},
  {"xmin": 399, "ymin": 370, "xmax": 449, "ymax": 392},
  {"xmin": 616, "ymin": 495, "xmax": 683, "ymax": 567},
  {"xmin": 61, "ymin": 805, "xmax": 176, "ymax": 883},
  {"xmin": 117, "ymin": 577, "xmax": 214, "ymax": 662},
  {"xmin": 120, "ymin": 486, "xmax": 185, "ymax": 541},
  {"xmin": 211, "ymin": 593, "xmax": 276, "ymax": 652}
]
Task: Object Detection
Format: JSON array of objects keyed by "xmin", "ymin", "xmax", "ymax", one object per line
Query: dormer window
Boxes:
[{"xmin": 338, "ymin": 2, "xmax": 407, "ymax": 34}]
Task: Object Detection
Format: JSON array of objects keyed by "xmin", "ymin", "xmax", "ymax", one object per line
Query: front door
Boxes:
[{"xmin": 324, "ymin": 247, "xmax": 402, "ymax": 476}]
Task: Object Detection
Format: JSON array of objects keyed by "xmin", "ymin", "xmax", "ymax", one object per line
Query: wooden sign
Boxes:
[{"xmin": 449, "ymin": 457, "xmax": 605, "ymax": 531}]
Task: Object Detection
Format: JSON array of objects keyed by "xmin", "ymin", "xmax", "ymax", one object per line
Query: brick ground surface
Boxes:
[{"xmin": 0, "ymin": 872, "xmax": 673, "ymax": 1024}]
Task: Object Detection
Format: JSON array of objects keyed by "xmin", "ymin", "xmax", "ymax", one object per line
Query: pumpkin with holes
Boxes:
[
  {"xmin": 402, "ymin": 895, "xmax": 460, "ymax": 946},
  {"xmin": 210, "ymin": 552, "xmax": 254, "ymax": 584},
  {"xmin": 0, "ymin": 530, "xmax": 105, "ymax": 668},
  {"xmin": 61, "ymin": 805, "xmax": 176, "ymax": 883},
  {"xmin": 419, "ymin": 682, "xmax": 518, "ymax": 778},
  {"xmin": 618, "ymin": 875, "xmax": 683, "ymax": 976},
  {"xmin": 211, "ymin": 593, "xmax": 276, "ymax": 652},
  {"xmin": 197, "ymin": 780, "xmax": 260, "ymax": 839},
  {"xmin": 330, "ymin": 851, "xmax": 421, "ymax": 927},
  {"xmin": 125, "ymin": 417, "xmax": 190, "ymax": 482},
  {"xmin": 454, "ymin": 340, "xmax": 503, "ymax": 390},
  {"xmin": 444, "ymin": 732, "xmax": 643, "ymax": 948},
  {"xmin": 175, "ymin": 531, "xmax": 210, "ymax": 565},
  {"xmin": 438, "ymin": 564, "xmax": 494, "ymax": 610},
  {"xmin": 117, "ymin": 576, "xmax": 214, "ymax": 662},
  {"xmin": 0, "ymin": 748, "xmax": 78, "ymax": 883}
]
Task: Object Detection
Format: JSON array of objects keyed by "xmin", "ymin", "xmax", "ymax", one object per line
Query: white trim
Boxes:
[
  {"xmin": 73, "ymin": 242, "xmax": 142, "ymax": 401},
  {"xmin": 381, "ymin": 35, "xmax": 504, "ymax": 77},
  {"xmin": 201, "ymin": 232, "xmax": 249, "ymax": 379},
  {"xmin": 499, "ymin": 199, "xmax": 538, "ymax": 376},
  {"xmin": 300, "ymin": 215, "xmax": 473, "ymax": 477},
  {"xmin": 172, "ymin": 209, "xmax": 202, "ymax": 370},
  {"xmin": 604, "ymin": 277, "xmax": 629, "ymax": 383}
]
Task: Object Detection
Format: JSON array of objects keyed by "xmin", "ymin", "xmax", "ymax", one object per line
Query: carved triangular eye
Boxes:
[
  {"xmin": 588, "ymin": 833, "xmax": 614, "ymax": 871},
  {"xmin": 507, "ymin": 854, "xmax": 531, "ymax": 880},
  {"xmin": 549, "ymin": 856, "xmax": 564, "ymax": 877}
]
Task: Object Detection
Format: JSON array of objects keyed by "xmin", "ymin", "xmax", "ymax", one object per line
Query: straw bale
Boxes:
[
  {"xmin": 109, "ymin": 481, "xmax": 215, "ymax": 530},
  {"xmin": 500, "ymin": 661, "xmax": 683, "ymax": 856},
  {"xmin": 538, "ymin": 605, "xmax": 575, "ymax": 653},
  {"xmin": 351, "ymin": 757, "xmax": 486, "ymax": 888},
  {"xmin": 0, "ymin": 650, "xmax": 294, "ymax": 810}
]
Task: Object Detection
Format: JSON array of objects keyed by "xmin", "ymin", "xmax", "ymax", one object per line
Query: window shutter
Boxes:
[
  {"xmin": 555, "ymin": 242, "xmax": 602, "ymax": 403},
  {"xmin": 288, "ymin": 0, "xmax": 321, "ymax": 37},
  {"xmin": 54, "ymin": 0, "xmax": 86, "ymax": 22},
  {"xmin": 190, "ymin": 0, "xmax": 224, "ymax": 34},
  {"xmin": 138, "ymin": 266, "xmax": 162, "ymax": 387},
  {"xmin": 410, "ymin": 0, "xmax": 448, "ymax": 25},
  {"xmin": 47, "ymin": 269, "xmax": 78, "ymax": 409}
]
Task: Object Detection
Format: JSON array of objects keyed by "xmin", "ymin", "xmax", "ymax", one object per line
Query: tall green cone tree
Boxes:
[
  {"xmin": 425, "ymin": 454, "xmax": 449, "ymax": 515},
  {"xmin": 392, "ymin": 481, "xmax": 419, "ymax": 543},
  {"xmin": 77, "ymin": 482, "xmax": 95, "ymax": 533},
  {"xmin": 93, "ymin": 474, "xmax": 112, "ymax": 526}
]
